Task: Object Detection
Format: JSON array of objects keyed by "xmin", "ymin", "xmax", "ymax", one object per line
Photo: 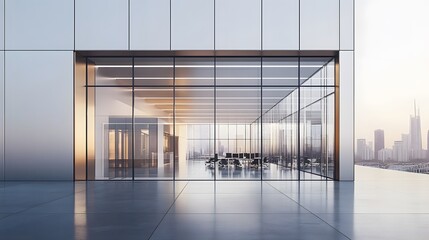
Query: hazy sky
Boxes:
[{"xmin": 356, "ymin": 0, "xmax": 429, "ymax": 149}]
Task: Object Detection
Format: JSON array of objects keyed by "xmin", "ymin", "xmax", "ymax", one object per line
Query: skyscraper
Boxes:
[
  {"xmin": 374, "ymin": 129, "xmax": 385, "ymax": 160},
  {"xmin": 401, "ymin": 133, "xmax": 410, "ymax": 161},
  {"xmin": 356, "ymin": 139, "xmax": 367, "ymax": 161},
  {"xmin": 409, "ymin": 102, "xmax": 423, "ymax": 159},
  {"xmin": 393, "ymin": 141, "xmax": 408, "ymax": 162},
  {"xmin": 367, "ymin": 141, "xmax": 374, "ymax": 160},
  {"xmin": 356, "ymin": 139, "xmax": 373, "ymax": 161},
  {"xmin": 427, "ymin": 130, "xmax": 429, "ymax": 160}
]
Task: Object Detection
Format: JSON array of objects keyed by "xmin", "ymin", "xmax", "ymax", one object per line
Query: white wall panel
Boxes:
[
  {"xmin": 5, "ymin": 51, "xmax": 73, "ymax": 180},
  {"xmin": 0, "ymin": 52, "xmax": 3, "ymax": 180},
  {"xmin": 340, "ymin": 0, "xmax": 354, "ymax": 50},
  {"xmin": 216, "ymin": 0, "xmax": 261, "ymax": 50},
  {"xmin": 339, "ymin": 51, "xmax": 354, "ymax": 181},
  {"xmin": 5, "ymin": 0, "xmax": 74, "ymax": 50},
  {"xmin": 300, "ymin": 0, "xmax": 339, "ymax": 50},
  {"xmin": 171, "ymin": 0, "xmax": 214, "ymax": 50},
  {"xmin": 263, "ymin": 0, "xmax": 298, "ymax": 50},
  {"xmin": 130, "ymin": 0, "xmax": 170, "ymax": 50},
  {"xmin": 0, "ymin": 1, "xmax": 4, "ymax": 50},
  {"xmin": 75, "ymin": 0, "xmax": 128, "ymax": 50}
]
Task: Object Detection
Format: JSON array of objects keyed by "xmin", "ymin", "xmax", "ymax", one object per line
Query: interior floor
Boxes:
[{"xmin": 107, "ymin": 161, "xmax": 329, "ymax": 180}]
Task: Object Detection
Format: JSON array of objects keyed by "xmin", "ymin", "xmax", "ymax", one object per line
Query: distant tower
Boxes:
[
  {"xmin": 367, "ymin": 141, "xmax": 374, "ymax": 160},
  {"xmin": 427, "ymin": 130, "xmax": 429, "ymax": 160},
  {"xmin": 393, "ymin": 141, "xmax": 408, "ymax": 162},
  {"xmin": 356, "ymin": 139, "xmax": 366, "ymax": 161},
  {"xmin": 374, "ymin": 129, "xmax": 385, "ymax": 160},
  {"xmin": 401, "ymin": 134, "xmax": 410, "ymax": 162},
  {"xmin": 409, "ymin": 101, "xmax": 423, "ymax": 159}
]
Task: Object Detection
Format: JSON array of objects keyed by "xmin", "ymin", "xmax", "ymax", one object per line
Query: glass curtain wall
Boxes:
[
  {"xmin": 83, "ymin": 56, "xmax": 336, "ymax": 181},
  {"xmin": 175, "ymin": 58, "xmax": 215, "ymax": 180}
]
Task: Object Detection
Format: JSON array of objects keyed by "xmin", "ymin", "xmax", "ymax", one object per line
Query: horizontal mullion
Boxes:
[{"xmin": 85, "ymin": 85, "xmax": 336, "ymax": 88}]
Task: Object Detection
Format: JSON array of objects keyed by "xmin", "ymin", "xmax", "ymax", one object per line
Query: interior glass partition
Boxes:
[{"xmin": 81, "ymin": 56, "xmax": 337, "ymax": 181}]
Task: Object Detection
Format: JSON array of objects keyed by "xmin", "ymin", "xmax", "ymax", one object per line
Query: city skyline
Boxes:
[
  {"xmin": 357, "ymin": 103, "xmax": 429, "ymax": 154},
  {"xmin": 356, "ymin": 0, "xmax": 429, "ymax": 149},
  {"xmin": 357, "ymin": 105, "xmax": 427, "ymax": 162}
]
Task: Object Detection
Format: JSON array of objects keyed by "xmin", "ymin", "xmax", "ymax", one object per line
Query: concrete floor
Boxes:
[{"xmin": 0, "ymin": 166, "xmax": 428, "ymax": 239}]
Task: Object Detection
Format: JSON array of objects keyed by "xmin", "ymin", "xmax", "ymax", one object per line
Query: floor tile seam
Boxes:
[
  {"xmin": 7, "ymin": 211, "xmax": 178, "ymax": 215},
  {"xmin": 167, "ymin": 212, "xmax": 322, "ymax": 216},
  {"xmin": 0, "ymin": 213, "xmax": 15, "ymax": 220},
  {"xmin": 164, "ymin": 212, "xmax": 321, "ymax": 215},
  {"xmin": 0, "ymin": 191, "xmax": 78, "ymax": 221},
  {"xmin": 13, "ymin": 211, "xmax": 427, "ymax": 215},
  {"xmin": 147, "ymin": 181, "xmax": 190, "ymax": 240},
  {"xmin": 315, "ymin": 212, "xmax": 429, "ymax": 215},
  {"xmin": 0, "ymin": 212, "xmax": 168, "ymax": 216},
  {"xmin": 179, "ymin": 193, "xmax": 282, "ymax": 195},
  {"xmin": 0, "ymin": 184, "xmax": 87, "ymax": 194},
  {"xmin": 85, "ymin": 184, "xmax": 188, "ymax": 194},
  {"xmin": 0, "ymin": 212, "xmax": 332, "ymax": 216},
  {"xmin": 264, "ymin": 181, "xmax": 352, "ymax": 240}
]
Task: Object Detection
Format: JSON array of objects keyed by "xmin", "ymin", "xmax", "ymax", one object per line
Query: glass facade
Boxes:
[{"xmin": 81, "ymin": 56, "xmax": 337, "ymax": 180}]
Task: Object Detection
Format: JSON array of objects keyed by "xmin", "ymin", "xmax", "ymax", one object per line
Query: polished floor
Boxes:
[{"xmin": 1, "ymin": 166, "xmax": 428, "ymax": 240}]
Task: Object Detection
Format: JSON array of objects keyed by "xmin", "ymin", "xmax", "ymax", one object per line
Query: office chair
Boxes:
[
  {"xmin": 205, "ymin": 157, "xmax": 216, "ymax": 169},
  {"xmin": 250, "ymin": 158, "xmax": 260, "ymax": 168},
  {"xmin": 219, "ymin": 158, "xmax": 228, "ymax": 168},
  {"xmin": 233, "ymin": 158, "xmax": 243, "ymax": 168}
]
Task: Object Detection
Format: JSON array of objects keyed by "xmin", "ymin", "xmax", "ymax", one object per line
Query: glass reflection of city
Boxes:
[{"xmin": 83, "ymin": 57, "xmax": 336, "ymax": 180}]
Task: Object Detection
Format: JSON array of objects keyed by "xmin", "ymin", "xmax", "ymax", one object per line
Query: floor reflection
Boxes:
[{"xmin": 0, "ymin": 166, "xmax": 429, "ymax": 239}]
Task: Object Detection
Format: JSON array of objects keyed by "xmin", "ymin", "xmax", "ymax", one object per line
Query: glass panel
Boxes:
[
  {"xmin": 326, "ymin": 94, "xmax": 335, "ymax": 178},
  {"xmin": 175, "ymin": 87, "xmax": 215, "ymax": 180},
  {"xmin": 134, "ymin": 58, "xmax": 173, "ymax": 86},
  {"xmin": 300, "ymin": 86, "xmax": 335, "ymax": 180},
  {"xmin": 92, "ymin": 87, "xmax": 133, "ymax": 180},
  {"xmin": 175, "ymin": 57, "xmax": 214, "ymax": 85},
  {"xmin": 89, "ymin": 58, "xmax": 133, "ymax": 86},
  {"xmin": 262, "ymin": 87, "xmax": 298, "ymax": 180},
  {"xmin": 89, "ymin": 57, "xmax": 133, "ymax": 180},
  {"xmin": 216, "ymin": 58, "xmax": 261, "ymax": 86},
  {"xmin": 300, "ymin": 57, "xmax": 333, "ymax": 85},
  {"xmin": 216, "ymin": 87, "xmax": 261, "ymax": 180},
  {"xmin": 263, "ymin": 57, "xmax": 298, "ymax": 86},
  {"xmin": 299, "ymin": 57, "xmax": 336, "ymax": 180},
  {"xmin": 134, "ymin": 87, "xmax": 174, "ymax": 179}
]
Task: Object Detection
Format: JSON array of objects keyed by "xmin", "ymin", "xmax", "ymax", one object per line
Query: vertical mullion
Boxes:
[
  {"xmin": 214, "ymin": 57, "xmax": 217, "ymax": 181},
  {"xmin": 131, "ymin": 57, "xmax": 135, "ymax": 180},
  {"xmin": 298, "ymin": 0, "xmax": 301, "ymax": 182},
  {"xmin": 260, "ymin": 57, "xmax": 263, "ymax": 181},
  {"xmin": 260, "ymin": 0, "xmax": 264, "ymax": 182},
  {"xmin": 173, "ymin": 57, "xmax": 176, "ymax": 181},
  {"xmin": 325, "ymin": 66, "xmax": 329, "ymax": 179},
  {"xmin": 297, "ymin": 56, "xmax": 301, "ymax": 181},
  {"xmin": 213, "ymin": 0, "xmax": 216, "ymax": 182},
  {"xmin": 85, "ymin": 58, "xmax": 88, "ymax": 181},
  {"xmin": 128, "ymin": 0, "xmax": 130, "ymax": 50}
]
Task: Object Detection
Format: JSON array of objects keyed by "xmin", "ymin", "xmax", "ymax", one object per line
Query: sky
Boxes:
[{"xmin": 356, "ymin": 0, "xmax": 429, "ymax": 149}]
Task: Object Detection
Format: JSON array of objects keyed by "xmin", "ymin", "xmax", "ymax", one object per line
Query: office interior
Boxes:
[{"xmin": 75, "ymin": 56, "xmax": 336, "ymax": 181}]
